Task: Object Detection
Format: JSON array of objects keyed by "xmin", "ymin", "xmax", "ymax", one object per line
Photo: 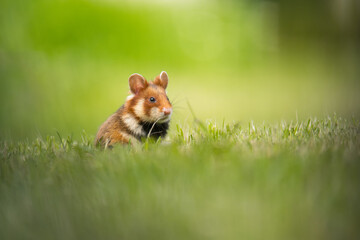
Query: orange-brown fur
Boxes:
[{"xmin": 95, "ymin": 71, "xmax": 172, "ymax": 148}]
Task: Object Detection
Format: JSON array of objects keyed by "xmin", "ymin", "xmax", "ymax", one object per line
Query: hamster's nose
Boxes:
[{"xmin": 163, "ymin": 108, "xmax": 172, "ymax": 116}]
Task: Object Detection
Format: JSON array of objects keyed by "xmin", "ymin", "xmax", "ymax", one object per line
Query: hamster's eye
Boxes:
[{"xmin": 149, "ymin": 97, "xmax": 156, "ymax": 103}]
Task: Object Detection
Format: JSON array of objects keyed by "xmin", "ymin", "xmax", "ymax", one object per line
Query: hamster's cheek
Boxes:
[
  {"xmin": 150, "ymin": 107, "xmax": 162, "ymax": 120},
  {"xmin": 133, "ymin": 99, "xmax": 145, "ymax": 118}
]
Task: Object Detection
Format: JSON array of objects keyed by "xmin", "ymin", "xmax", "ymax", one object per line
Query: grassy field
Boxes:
[
  {"xmin": 1, "ymin": 115, "xmax": 359, "ymax": 240},
  {"xmin": 1, "ymin": 0, "xmax": 359, "ymax": 239}
]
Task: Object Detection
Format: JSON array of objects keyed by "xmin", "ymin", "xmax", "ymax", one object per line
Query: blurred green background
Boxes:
[{"xmin": 1, "ymin": 0, "xmax": 359, "ymax": 140}]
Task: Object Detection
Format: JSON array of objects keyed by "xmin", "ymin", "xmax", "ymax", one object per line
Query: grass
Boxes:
[{"xmin": 0, "ymin": 115, "xmax": 359, "ymax": 240}]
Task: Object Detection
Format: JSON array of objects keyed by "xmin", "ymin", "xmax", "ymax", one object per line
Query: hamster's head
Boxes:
[{"xmin": 127, "ymin": 71, "xmax": 172, "ymax": 123}]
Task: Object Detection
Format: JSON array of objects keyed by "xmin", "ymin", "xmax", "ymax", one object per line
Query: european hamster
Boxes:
[{"xmin": 95, "ymin": 71, "xmax": 172, "ymax": 148}]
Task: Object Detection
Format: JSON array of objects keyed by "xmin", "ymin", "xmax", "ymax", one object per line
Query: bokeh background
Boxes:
[{"xmin": 1, "ymin": 0, "xmax": 359, "ymax": 140}]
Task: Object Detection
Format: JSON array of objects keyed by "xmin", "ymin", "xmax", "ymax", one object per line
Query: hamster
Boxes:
[{"xmin": 95, "ymin": 71, "xmax": 172, "ymax": 148}]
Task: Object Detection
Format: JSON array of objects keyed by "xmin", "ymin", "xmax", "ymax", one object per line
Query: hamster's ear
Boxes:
[
  {"xmin": 129, "ymin": 73, "xmax": 148, "ymax": 94},
  {"xmin": 154, "ymin": 71, "xmax": 168, "ymax": 89}
]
